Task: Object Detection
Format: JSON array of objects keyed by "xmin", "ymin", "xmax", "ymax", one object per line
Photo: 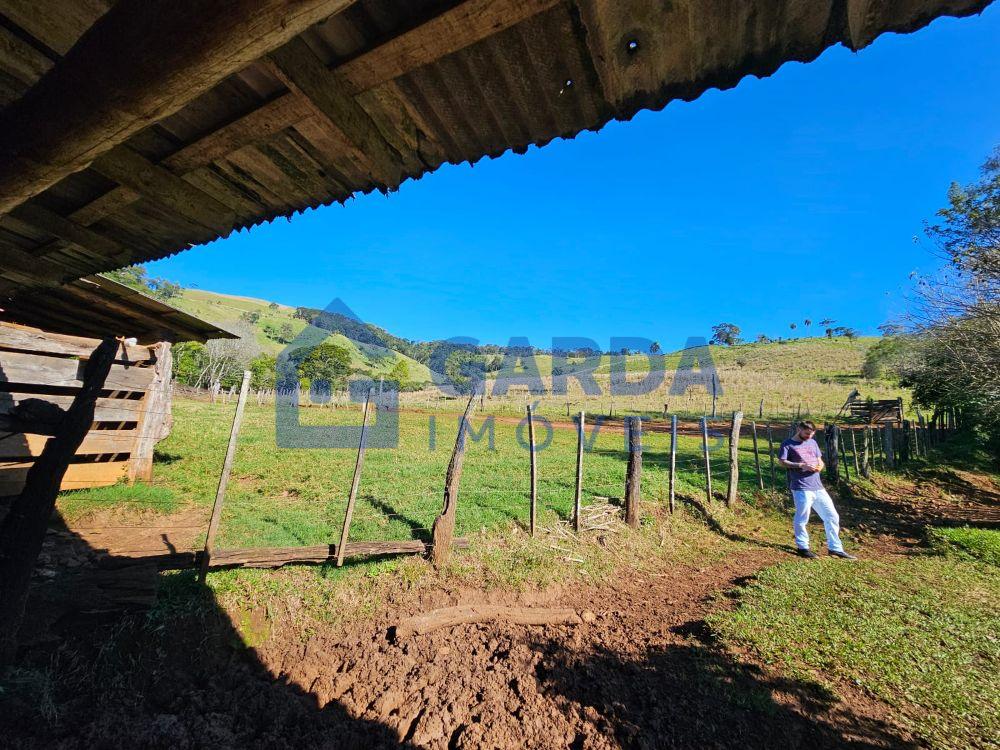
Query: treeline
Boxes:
[{"xmin": 863, "ymin": 147, "xmax": 1000, "ymax": 458}]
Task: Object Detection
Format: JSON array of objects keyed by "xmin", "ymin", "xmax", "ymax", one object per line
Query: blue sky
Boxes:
[{"xmin": 149, "ymin": 6, "xmax": 1000, "ymax": 350}]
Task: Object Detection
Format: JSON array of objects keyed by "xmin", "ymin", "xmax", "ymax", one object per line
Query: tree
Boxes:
[
  {"xmin": 710, "ymin": 323, "xmax": 741, "ymax": 346},
  {"xmin": 804, "ymin": 318, "xmax": 812, "ymax": 330},
  {"xmin": 298, "ymin": 343, "xmax": 352, "ymax": 389},
  {"xmin": 249, "ymin": 354, "xmax": 277, "ymax": 390},
  {"xmin": 240, "ymin": 310, "xmax": 261, "ymax": 325},
  {"xmin": 388, "ymin": 359, "xmax": 409, "ymax": 386},
  {"xmin": 789, "ymin": 322, "xmax": 797, "ymax": 332},
  {"xmin": 172, "ymin": 341, "xmax": 207, "ymax": 386},
  {"xmin": 825, "ymin": 328, "xmax": 834, "ymax": 338},
  {"xmin": 756, "ymin": 334, "xmax": 771, "ymax": 343},
  {"xmin": 903, "ymin": 146, "xmax": 1000, "ymax": 453},
  {"xmin": 650, "ymin": 341, "xmax": 661, "ymax": 354}
]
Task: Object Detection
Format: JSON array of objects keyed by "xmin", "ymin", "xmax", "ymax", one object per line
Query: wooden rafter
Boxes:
[
  {"xmin": 18, "ymin": 0, "xmax": 562, "ymax": 232},
  {"xmin": 0, "ymin": 0, "xmax": 358, "ymax": 216}
]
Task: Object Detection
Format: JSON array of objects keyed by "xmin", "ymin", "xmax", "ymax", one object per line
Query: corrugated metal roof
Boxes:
[{"xmin": 0, "ymin": 0, "xmax": 992, "ymax": 297}]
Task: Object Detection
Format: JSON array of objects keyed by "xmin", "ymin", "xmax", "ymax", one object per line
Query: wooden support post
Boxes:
[
  {"xmin": 859, "ymin": 428, "xmax": 871, "ymax": 478},
  {"xmin": 574, "ymin": 410, "xmax": 584, "ymax": 532},
  {"xmin": 129, "ymin": 340, "xmax": 173, "ymax": 482},
  {"xmin": 335, "ymin": 388, "xmax": 374, "ymax": 567},
  {"xmin": 767, "ymin": 424, "xmax": 776, "ymax": 487},
  {"xmin": 884, "ymin": 424, "xmax": 895, "ymax": 469},
  {"xmin": 850, "ymin": 429, "xmax": 861, "ymax": 476},
  {"xmin": 624, "ymin": 417, "xmax": 642, "ymax": 527},
  {"xmin": 758, "ymin": 398, "xmax": 764, "ymax": 418},
  {"xmin": 701, "ymin": 417, "xmax": 712, "ymax": 503},
  {"xmin": 668, "ymin": 414, "xmax": 677, "ymax": 514},
  {"xmin": 751, "ymin": 421, "xmax": 763, "ymax": 491},
  {"xmin": 0, "ymin": 337, "xmax": 118, "ymax": 664},
  {"xmin": 527, "ymin": 404, "xmax": 537, "ymax": 537},
  {"xmin": 824, "ymin": 424, "xmax": 840, "ymax": 484},
  {"xmin": 725, "ymin": 411, "xmax": 743, "ymax": 507},
  {"xmin": 200, "ymin": 370, "xmax": 251, "ymax": 582},
  {"xmin": 839, "ymin": 437, "xmax": 850, "ymax": 482},
  {"xmin": 431, "ymin": 392, "xmax": 477, "ymax": 567}
]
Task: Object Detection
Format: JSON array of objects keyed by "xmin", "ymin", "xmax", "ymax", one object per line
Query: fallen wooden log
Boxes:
[
  {"xmin": 393, "ymin": 604, "xmax": 582, "ymax": 640},
  {"xmin": 95, "ymin": 538, "xmax": 469, "ymax": 571},
  {"xmin": 209, "ymin": 539, "xmax": 451, "ymax": 568}
]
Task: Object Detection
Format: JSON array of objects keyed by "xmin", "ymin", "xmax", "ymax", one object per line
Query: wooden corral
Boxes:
[
  {"xmin": 0, "ymin": 276, "xmax": 234, "ymax": 495},
  {"xmin": 0, "ymin": 0, "xmax": 991, "ymax": 300}
]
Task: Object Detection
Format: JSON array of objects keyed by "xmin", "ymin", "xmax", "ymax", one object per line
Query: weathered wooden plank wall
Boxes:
[{"xmin": 0, "ymin": 322, "xmax": 170, "ymax": 495}]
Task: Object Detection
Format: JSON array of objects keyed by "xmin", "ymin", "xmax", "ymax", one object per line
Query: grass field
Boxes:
[
  {"xmin": 710, "ymin": 528, "xmax": 1000, "ymax": 749},
  {"xmin": 61, "ymin": 397, "xmax": 791, "ymax": 550}
]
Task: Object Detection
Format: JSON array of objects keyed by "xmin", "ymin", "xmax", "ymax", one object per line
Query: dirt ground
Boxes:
[{"xmin": 2, "ymin": 466, "xmax": 997, "ymax": 749}]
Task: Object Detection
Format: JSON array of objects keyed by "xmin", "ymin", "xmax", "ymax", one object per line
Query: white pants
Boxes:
[{"xmin": 792, "ymin": 489, "xmax": 844, "ymax": 552}]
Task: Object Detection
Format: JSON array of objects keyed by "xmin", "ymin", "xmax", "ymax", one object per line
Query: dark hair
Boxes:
[{"xmin": 798, "ymin": 420, "xmax": 817, "ymax": 431}]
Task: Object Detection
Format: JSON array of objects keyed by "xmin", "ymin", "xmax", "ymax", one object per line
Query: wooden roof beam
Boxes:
[
  {"xmin": 64, "ymin": 0, "xmax": 562, "ymax": 228},
  {"xmin": 0, "ymin": 0, "xmax": 358, "ymax": 216},
  {"xmin": 267, "ymin": 38, "xmax": 405, "ymax": 189}
]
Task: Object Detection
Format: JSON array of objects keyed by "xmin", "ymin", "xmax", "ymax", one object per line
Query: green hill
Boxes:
[{"xmin": 169, "ymin": 288, "xmax": 433, "ymax": 384}]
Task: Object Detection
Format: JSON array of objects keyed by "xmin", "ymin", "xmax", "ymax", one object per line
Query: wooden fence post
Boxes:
[
  {"xmin": 527, "ymin": 404, "xmax": 537, "ymax": 537},
  {"xmin": 574, "ymin": 411, "xmax": 584, "ymax": 532},
  {"xmin": 849, "ymin": 429, "xmax": 860, "ymax": 476},
  {"xmin": 200, "ymin": 370, "xmax": 251, "ymax": 582},
  {"xmin": 701, "ymin": 416, "xmax": 712, "ymax": 503},
  {"xmin": 751, "ymin": 420, "xmax": 763, "ymax": 491},
  {"xmin": 824, "ymin": 424, "xmax": 840, "ymax": 484},
  {"xmin": 624, "ymin": 417, "xmax": 642, "ymax": 528},
  {"xmin": 884, "ymin": 424, "xmax": 895, "ymax": 469},
  {"xmin": 860, "ymin": 429, "xmax": 871, "ymax": 479},
  {"xmin": 839, "ymin": 436, "xmax": 850, "ymax": 482},
  {"xmin": 758, "ymin": 398, "xmax": 764, "ymax": 418},
  {"xmin": 431, "ymin": 392, "xmax": 477, "ymax": 567},
  {"xmin": 0, "ymin": 337, "xmax": 118, "ymax": 664},
  {"xmin": 335, "ymin": 388, "xmax": 375, "ymax": 567},
  {"xmin": 711, "ymin": 373, "xmax": 718, "ymax": 419},
  {"xmin": 668, "ymin": 414, "xmax": 677, "ymax": 514},
  {"xmin": 725, "ymin": 411, "xmax": 743, "ymax": 507},
  {"xmin": 767, "ymin": 424, "xmax": 776, "ymax": 487}
]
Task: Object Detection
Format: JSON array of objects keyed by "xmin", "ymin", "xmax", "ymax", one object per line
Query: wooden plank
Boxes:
[
  {"xmin": 200, "ymin": 370, "xmax": 251, "ymax": 581},
  {"xmin": 0, "ymin": 393, "xmax": 145, "ymax": 431},
  {"xmin": 725, "ymin": 411, "xmax": 743, "ymax": 507},
  {"xmin": 701, "ymin": 417, "xmax": 712, "ymax": 503},
  {"xmin": 0, "ymin": 0, "xmax": 358, "ymax": 215},
  {"xmin": 0, "ymin": 459, "xmax": 130, "ymax": 495},
  {"xmin": 668, "ymin": 414, "xmax": 677, "ymax": 514},
  {"xmin": 0, "ymin": 349, "xmax": 154, "ymax": 391},
  {"xmin": 335, "ymin": 388, "xmax": 374, "ymax": 567},
  {"xmin": 268, "ymin": 37, "xmax": 403, "ymax": 187},
  {"xmin": 430, "ymin": 391, "xmax": 477, "ymax": 566},
  {"xmin": 751, "ymin": 420, "xmax": 763, "ymax": 491},
  {"xmin": 9, "ymin": 203, "xmax": 131, "ymax": 264},
  {"xmin": 128, "ymin": 342, "xmax": 172, "ymax": 482},
  {"xmin": 0, "ymin": 337, "xmax": 116, "ymax": 662},
  {"xmin": 0, "ymin": 321, "xmax": 152, "ymax": 361},
  {"xmin": 59, "ymin": 0, "xmax": 561, "ymax": 231},
  {"xmin": 91, "ymin": 146, "xmax": 239, "ymax": 235},
  {"xmin": 0, "ymin": 431, "xmax": 137, "ymax": 459},
  {"xmin": 624, "ymin": 416, "xmax": 641, "ymax": 527},
  {"xmin": 527, "ymin": 404, "xmax": 537, "ymax": 536},
  {"xmin": 574, "ymin": 410, "xmax": 584, "ymax": 531},
  {"xmin": 335, "ymin": 0, "xmax": 562, "ymax": 95},
  {"xmin": 767, "ymin": 424, "xmax": 776, "ymax": 487},
  {"xmin": 205, "ymin": 537, "xmax": 470, "ymax": 569}
]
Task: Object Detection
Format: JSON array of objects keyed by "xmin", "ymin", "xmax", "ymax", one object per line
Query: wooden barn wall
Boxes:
[{"xmin": 0, "ymin": 322, "xmax": 170, "ymax": 495}]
